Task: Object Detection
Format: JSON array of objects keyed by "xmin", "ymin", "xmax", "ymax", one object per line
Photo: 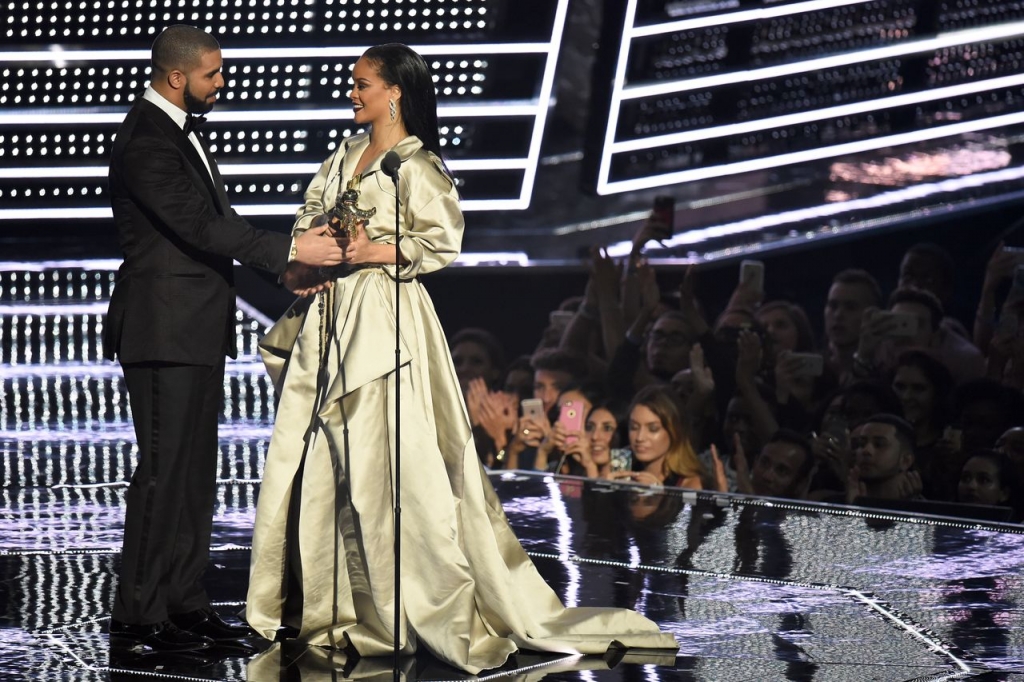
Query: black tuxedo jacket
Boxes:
[{"xmin": 104, "ymin": 97, "xmax": 289, "ymax": 365}]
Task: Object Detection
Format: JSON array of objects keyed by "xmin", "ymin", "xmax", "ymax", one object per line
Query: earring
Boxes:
[{"xmin": 389, "ymin": 99, "xmax": 396, "ymax": 122}]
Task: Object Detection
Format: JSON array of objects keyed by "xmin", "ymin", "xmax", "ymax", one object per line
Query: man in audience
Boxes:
[
  {"xmin": 824, "ymin": 269, "xmax": 883, "ymax": 384},
  {"xmin": 531, "ymin": 348, "xmax": 588, "ymax": 414},
  {"xmin": 749, "ymin": 430, "xmax": 815, "ymax": 500},
  {"xmin": 853, "ymin": 287, "xmax": 984, "ymax": 385},
  {"xmin": 898, "ymin": 242, "xmax": 957, "ymax": 312},
  {"xmin": 848, "ymin": 414, "xmax": 921, "ymax": 503}
]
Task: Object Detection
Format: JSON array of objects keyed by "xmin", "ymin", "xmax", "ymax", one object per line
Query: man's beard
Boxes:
[{"xmin": 183, "ymin": 82, "xmax": 214, "ymax": 115}]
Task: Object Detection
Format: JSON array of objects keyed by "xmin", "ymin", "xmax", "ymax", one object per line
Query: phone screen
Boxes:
[{"xmin": 652, "ymin": 196, "xmax": 675, "ymax": 236}]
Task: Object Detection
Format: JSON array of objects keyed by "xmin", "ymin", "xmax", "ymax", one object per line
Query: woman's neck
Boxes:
[
  {"xmin": 368, "ymin": 123, "xmax": 409, "ymax": 152},
  {"xmin": 642, "ymin": 456, "xmax": 668, "ymax": 482}
]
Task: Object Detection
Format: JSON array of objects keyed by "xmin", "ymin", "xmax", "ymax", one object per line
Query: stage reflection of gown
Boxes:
[{"xmin": 245, "ymin": 133, "xmax": 677, "ymax": 674}]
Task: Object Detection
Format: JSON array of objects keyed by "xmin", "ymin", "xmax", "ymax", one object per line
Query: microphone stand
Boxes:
[{"xmin": 383, "ymin": 154, "xmax": 403, "ymax": 678}]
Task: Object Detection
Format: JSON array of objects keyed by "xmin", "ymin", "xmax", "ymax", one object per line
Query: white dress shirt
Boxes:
[{"xmin": 141, "ymin": 86, "xmax": 214, "ymax": 181}]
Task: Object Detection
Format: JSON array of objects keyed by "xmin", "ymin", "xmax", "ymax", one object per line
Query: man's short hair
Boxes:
[
  {"xmin": 906, "ymin": 242, "xmax": 955, "ymax": 289},
  {"xmin": 862, "ymin": 413, "xmax": 916, "ymax": 454},
  {"xmin": 832, "ymin": 268, "xmax": 883, "ymax": 308},
  {"xmin": 767, "ymin": 428, "xmax": 815, "ymax": 480},
  {"xmin": 530, "ymin": 348, "xmax": 587, "ymax": 381},
  {"xmin": 152, "ymin": 25, "xmax": 220, "ymax": 75},
  {"xmin": 888, "ymin": 287, "xmax": 944, "ymax": 331}
]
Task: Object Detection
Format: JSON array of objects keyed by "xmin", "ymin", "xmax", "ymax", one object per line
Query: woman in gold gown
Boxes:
[{"xmin": 246, "ymin": 43, "xmax": 678, "ymax": 674}]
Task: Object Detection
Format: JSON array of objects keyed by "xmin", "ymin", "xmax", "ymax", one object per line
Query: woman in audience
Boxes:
[
  {"xmin": 450, "ymin": 327, "xmax": 506, "ymax": 394},
  {"xmin": 533, "ymin": 383, "xmax": 600, "ymax": 472},
  {"xmin": 956, "ymin": 450, "xmax": 1020, "ymax": 521},
  {"xmin": 610, "ymin": 385, "xmax": 727, "ymax": 490},
  {"xmin": 890, "ymin": 350, "xmax": 956, "ymax": 499}
]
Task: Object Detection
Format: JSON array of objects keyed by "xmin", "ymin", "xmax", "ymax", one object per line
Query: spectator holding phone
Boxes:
[
  {"xmin": 609, "ymin": 385, "xmax": 727, "ymax": 491},
  {"xmin": 824, "ymin": 269, "xmax": 883, "ymax": 385},
  {"xmin": 974, "ymin": 241, "xmax": 1024, "ymax": 355},
  {"xmin": 755, "ymin": 300, "xmax": 817, "ymax": 363},
  {"xmin": 534, "ymin": 384, "xmax": 597, "ymax": 473}
]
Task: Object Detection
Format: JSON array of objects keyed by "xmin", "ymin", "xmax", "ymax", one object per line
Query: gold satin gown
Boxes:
[{"xmin": 246, "ymin": 133, "xmax": 678, "ymax": 674}]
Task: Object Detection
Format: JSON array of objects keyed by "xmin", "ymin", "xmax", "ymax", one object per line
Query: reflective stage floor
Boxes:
[{"xmin": 3, "ymin": 263, "xmax": 1024, "ymax": 681}]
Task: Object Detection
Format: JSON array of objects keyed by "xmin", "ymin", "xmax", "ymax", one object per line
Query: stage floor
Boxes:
[{"xmin": 3, "ymin": 263, "xmax": 1024, "ymax": 681}]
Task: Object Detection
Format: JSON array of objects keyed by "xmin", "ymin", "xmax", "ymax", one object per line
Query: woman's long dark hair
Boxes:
[{"xmin": 362, "ymin": 43, "xmax": 451, "ymax": 177}]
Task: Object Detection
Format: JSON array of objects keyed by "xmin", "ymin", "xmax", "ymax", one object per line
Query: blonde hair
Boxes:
[{"xmin": 629, "ymin": 385, "xmax": 704, "ymax": 481}]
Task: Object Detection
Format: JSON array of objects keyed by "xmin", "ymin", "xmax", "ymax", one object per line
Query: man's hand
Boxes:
[
  {"xmin": 282, "ymin": 263, "xmax": 332, "ymax": 297},
  {"xmin": 293, "ymin": 226, "xmax": 345, "ymax": 267}
]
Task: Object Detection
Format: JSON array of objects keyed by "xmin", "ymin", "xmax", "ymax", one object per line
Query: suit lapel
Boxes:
[{"xmin": 136, "ymin": 99, "xmax": 225, "ymax": 214}]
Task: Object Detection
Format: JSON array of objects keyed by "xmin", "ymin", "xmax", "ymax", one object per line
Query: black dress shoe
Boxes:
[
  {"xmin": 109, "ymin": 619, "xmax": 214, "ymax": 654},
  {"xmin": 170, "ymin": 607, "xmax": 256, "ymax": 641}
]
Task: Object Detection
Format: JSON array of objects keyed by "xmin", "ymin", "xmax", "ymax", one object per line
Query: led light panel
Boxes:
[
  {"xmin": 589, "ymin": 0, "xmax": 1024, "ymax": 195},
  {"xmin": 0, "ymin": 0, "xmax": 570, "ymax": 220}
]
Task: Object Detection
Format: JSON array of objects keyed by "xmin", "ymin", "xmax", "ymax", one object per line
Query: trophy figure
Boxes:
[{"xmin": 328, "ymin": 175, "xmax": 377, "ymax": 239}]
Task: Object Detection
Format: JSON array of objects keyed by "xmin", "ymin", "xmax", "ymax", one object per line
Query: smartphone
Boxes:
[
  {"xmin": 521, "ymin": 398, "xmax": 544, "ymax": 423},
  {"xmin": 651, "ymin": 195, "xmax": 675, "ymax": 236},
  {"xmin": 788, "ymin": 351, "xmax": 824, "ymax": 377},
  {"xmin": 943, "ymin": 426, "xmax": 963, "ymax": 451},
  {"xmin": 877, "ymin": 310, "xmax": 918, "ymax": 337},
  {"xmin": 739, "ymin": 259, "xmax": 765, "ymax": 295},
  {"xmin": 610, "ymin": 448, "xmax": 633, "ymax": 473},
  {"xmin": 558, "ymin": 400, "xmax": 584, "ymax": 445},
  {"xmin": 821, "ymin": 414, "xmax": 849, "ymax": 450},
  {"xmin": 548, "ymin": 310, "xmax": 575, "ymax": 335}
]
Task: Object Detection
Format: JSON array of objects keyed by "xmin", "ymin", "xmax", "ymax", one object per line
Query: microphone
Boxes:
[{"xmin": 381, "ymin": 150, "xmax": 402, "ymax": 182}]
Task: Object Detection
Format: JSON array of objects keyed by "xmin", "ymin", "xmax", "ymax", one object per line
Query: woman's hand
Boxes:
[
  {"xmin": 710, "ymin": 443, "xmax": 729, "ymax": 492},
  {"xmin": 727, "ymin": 435, "xmax": 754, "ymax": 494},
  {"xmin": 515, "ymin": 413, "xmax": 550, "ymax": 449},
  {"xmin": 607, "ymin": 469, "xmax": 663, "ymax": 487},
  {"xmin": 477, "ymin": 388, "xmax": 517, "ymax": 446}
]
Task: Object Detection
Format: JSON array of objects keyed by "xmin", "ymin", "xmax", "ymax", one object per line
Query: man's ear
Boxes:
[
  {"xmin": 166, "ymin": 69, "xmax": 186, "ymax": 91},
  {"xmin": 899, "ymin": 446, "xmax": 914, "ymax": 472}
]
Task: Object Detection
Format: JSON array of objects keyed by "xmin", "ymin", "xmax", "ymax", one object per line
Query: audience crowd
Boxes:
[{"xmin": 452, "ymin": 217, "xmax": 1024, "ymax": 524}]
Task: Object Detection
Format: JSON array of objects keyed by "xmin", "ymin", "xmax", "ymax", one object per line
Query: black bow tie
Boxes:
[{"xmin": 183, "ymin": 114, "xmax": 207, "ymax": 135}]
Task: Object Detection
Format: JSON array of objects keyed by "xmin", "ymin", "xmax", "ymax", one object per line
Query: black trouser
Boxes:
[{"xmin": 113, "ymin": 360, "xmax": 224, "ymax": 625}]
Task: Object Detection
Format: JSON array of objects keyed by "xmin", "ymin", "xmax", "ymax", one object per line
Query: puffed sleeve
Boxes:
[
  {"xmin": 293, "ymin": 148, "xmax": 343, "ymax": 236},
  {"xmin": 389, "ymin": 154, "xmax": 464, "ymax": 279}
]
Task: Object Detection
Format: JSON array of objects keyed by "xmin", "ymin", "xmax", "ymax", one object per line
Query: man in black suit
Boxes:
[{"xmin": 104, "ymin": 25, "xmax": 340, "ymax": 655}]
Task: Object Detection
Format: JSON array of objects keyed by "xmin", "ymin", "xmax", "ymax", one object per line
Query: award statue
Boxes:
[{"xmin": 327, "ymin": 175, "xmax": 377, "ymax": 239}]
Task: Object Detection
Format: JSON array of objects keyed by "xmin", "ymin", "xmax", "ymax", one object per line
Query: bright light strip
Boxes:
[
  {"xmin": 0, "ymin": 157, "xmax": 530, "ymax": 180},
  {"xmin": 0, "ymin": 258, "xmax": 122, "ymax": 271},
  {"xmin": 602, "ymin": 164, "xmax": 1024, "ymax": 257},
  {"xmin": 621, "ymin": 21, "xmax": 1024, "ymax": 100},
  {"xmin": 598, "ymin": 109, "xmax": 1024, "ymax": 195},
  {"xmin": 516, "ymin": 0, "xmax": 570, "ymax": 207},
  {"xmin": 0, "ymin": 1, "xmax": 570, "ymax": 213},
  {"xmin": 630, "ymin": 0, "xmax": 874, "ymax": 36},
  {"xmin": 0, "ymin": 43, "xmax": 553, "ymax": 63},
  {"xmin": 0, "ymin": 359, "xmax": 267, "ymax": 379},
  {"xmin": 611, "ymin": 72, "xmax": 1024, "ymax": 153},
  {"xmin": 0, "ymin": 102, "xmax": 539, "ymax": 126}
]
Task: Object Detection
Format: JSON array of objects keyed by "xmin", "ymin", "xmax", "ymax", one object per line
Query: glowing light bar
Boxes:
[
  {"xmin": 0, "ymin": 102, "xmax": 540, "ymax": 126},
  {"xmin": 602, "ymin": 164, "xmax": 1024, "ymax": 257},
  {"xmin": 631, "ymin": 0, "xmax": 875, "ymax": 36},
  {"xmin": 612, "ymin": 72, "xmax": 1024, "ymax": 153},
  {"xmin": 0, "ymin": 43, "xmax": 554, "ymax": 63},
  {"xmin": 622, "ymin": 21, "xmax": 1024, "ymax": 101},
  {"xmin": 599, "ymin": 110, "xmax": 1024, "ymax": 195},
  {"xmin": 0, "ymin": 157, "xmax": 529, "ymax": 180}
]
